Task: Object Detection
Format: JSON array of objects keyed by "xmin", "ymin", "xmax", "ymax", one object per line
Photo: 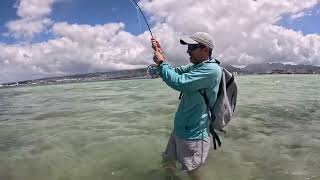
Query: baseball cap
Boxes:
[{"xmin": 180, "ymin": 32, "xmax": 214, "ymax": 49}]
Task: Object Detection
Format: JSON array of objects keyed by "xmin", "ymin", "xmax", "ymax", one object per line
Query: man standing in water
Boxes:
[{"xmin": 151, "ymin": 32, "xmax": 222, "ymax": 180}]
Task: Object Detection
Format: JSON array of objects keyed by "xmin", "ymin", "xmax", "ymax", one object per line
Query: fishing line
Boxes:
[
  {"xmin": 129, "ymin": 0, "xmax": 154, "ymax": 38},
  {"xmin": 129, "ymin": 0, "xmax": 159, "ymax": 78},
  {"xmin": 137, "ymin": 7, "xmax": 142, "ymax": 32},
  {"xmin": 128, "ymin": 0, "xmax": 141, "ymax": 31}
]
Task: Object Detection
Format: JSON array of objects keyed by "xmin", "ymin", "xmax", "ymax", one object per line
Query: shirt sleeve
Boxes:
[
  {"xmin": 159, "ymin": 63, "xmax": 219, "ymax": 92},
  {"xmin": 174, "ymin": 64, "xmax": 193, "ymax": 74}
]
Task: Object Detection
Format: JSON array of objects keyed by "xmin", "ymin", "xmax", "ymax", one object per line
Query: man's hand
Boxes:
[
  {"xmin": 151, "ymin": 38, "xmax": 166, "ymax": 65},
  {"xmin": 153, "ymin": 50, "xmax": 165, "ymax": 65},
  {"xmin": 151, "ymin": 38, "xmax": 163, "ymax": 53}
]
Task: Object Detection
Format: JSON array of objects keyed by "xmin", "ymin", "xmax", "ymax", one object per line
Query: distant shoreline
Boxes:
[
  {"xmin": 2, "ymin": 62, "xmax": 320, "ymax": 88},
  {"xmin": 1, "ymin": 73, "xmax": 319, "ymax": 89},
  {"xmin": 0, "ymin": 76, "xmax": 148, "ymax": 89}
]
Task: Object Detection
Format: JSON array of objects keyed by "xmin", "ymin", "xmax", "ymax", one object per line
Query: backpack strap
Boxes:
[
  {"xmin": 204, "ymin": 58, "xmax": 220, "ymax": 65},
  {"xmin": 199, "ymin": 89, "xmax": 222, "ymax": 150},
  {"xmin": 178, "ymin": 58, "xmax": 220, "ymax": 101},
  {"xmin": 178, "ymin": 92, "xmax": 183, "ymax": 100},
  {"xmin": 199, "ymin": 90, "xmax": 210, "ymax": 108},
  {"xmin": 226, "ymin": 74, "xmax": 235, "ymax": 89}
]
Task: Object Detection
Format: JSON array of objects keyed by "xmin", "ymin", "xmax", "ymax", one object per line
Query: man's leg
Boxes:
[
  {"xmin": 176, "ymin": 138, "xmax": 211, "ymax": 180},
  {"xmin": 162, "ymin": 160, "xmax": 177, "ymax": 179},
  {"xmin": 188, "ymin": 167, "xmax": 202, "ymax": 180},
  {"xmin": 162, "ymin": 132, "xmax": 178, "ymax": 179}
]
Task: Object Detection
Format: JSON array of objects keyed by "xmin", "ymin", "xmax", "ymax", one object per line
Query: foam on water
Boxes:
[{"xmin": 0, "ymin": 75, "xmax": 319, "ymax": 180}]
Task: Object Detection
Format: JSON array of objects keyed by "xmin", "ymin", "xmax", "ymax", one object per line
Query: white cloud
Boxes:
[
  {"xmin": 0, "ymin": 22, "xmax": 148, "ymax": 83},
  {"xmin": 16, "ymin": 0, "xmax": 54, "ymax": 18},
  {"xmin": 139, "ymin": 0, "xmax": 320, "ymax": 65},
  {"xmin": 5, "ymin": 18, "xmax": 53, "ymax": 39},
  {"xmin": 290, "ymin": 12, "xmax": 306, "ymax": 19},
  {"xmin": 5, "ymin": 0, "xmax": 55, "ymax": 39},
  {"xmin": 1, "ymin": 0, "xmax": 320, "ymax": 83}
]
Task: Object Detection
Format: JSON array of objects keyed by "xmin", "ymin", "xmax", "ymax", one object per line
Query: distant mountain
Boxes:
[
  {"xmin": 1, "ymin": 68, "xmax": 148, "ymax": 87},
  {"xmin": 56, "ymin": 68, "xmax": 148, "ymax": 80},
  {"xmin": 1, "ymin": 62, "xmax": 320, "ymax": 88},
  {"xmin": 242, "ymin": 63, "xmax": 320, "ymax": 74},
  {"xmin": 221, "ymin": 63, "xmax": 242, "ymax": 73}
]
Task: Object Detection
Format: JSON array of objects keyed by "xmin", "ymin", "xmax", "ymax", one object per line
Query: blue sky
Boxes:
[
  {"xmin": 277, "ymin": 3, "xmax": 320, "ymax": 35},
  {"xmin": 0, "ymin": 0, "xmax": 153, "ymax": 44},
  {"xmin": 50, "ymin": 0, "xmax": 150, "ymax": 34},
  {"xmin": 0, "ymin": 0, "xmax": 319, "ymax": 44},
  {"xmin": 0, "ymin": 0, "xmax": 319, "ymax": 83}
]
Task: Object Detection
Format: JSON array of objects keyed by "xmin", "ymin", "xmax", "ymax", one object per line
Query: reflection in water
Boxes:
[{"xmin": 0, "ymin": 75, "xmax": 319, "ymax": 180}]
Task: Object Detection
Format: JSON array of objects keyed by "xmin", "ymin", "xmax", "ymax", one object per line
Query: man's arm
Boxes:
[
  {"xmin": 174, "ymin": 64, "xmax": 193, "ymax": 74},
  {"xmin": 156, "ymin": 63, "xmax": 192, "ymax": 75},
  {"xmin": 159, "ymin": 63, "xmax": 219, "ymax": 92}
]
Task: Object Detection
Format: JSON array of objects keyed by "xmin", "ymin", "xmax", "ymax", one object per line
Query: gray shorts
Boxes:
[{"xmin": 162, "ymin": 131, "xmax": 211, "ymax": 171}]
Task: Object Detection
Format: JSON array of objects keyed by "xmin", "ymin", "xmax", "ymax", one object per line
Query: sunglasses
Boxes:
[{"xmin": 187, "ymin": 44, "xmax": 205, "ymax": 51}]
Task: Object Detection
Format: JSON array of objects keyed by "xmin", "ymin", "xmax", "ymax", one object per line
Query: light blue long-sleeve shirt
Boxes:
[{"xmin": 158, "ymin": 59, "xmax": 222, "ymax": 140}]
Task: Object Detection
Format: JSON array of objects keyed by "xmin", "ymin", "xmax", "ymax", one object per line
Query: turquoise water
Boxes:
[{"xmin": 0, "ymin": 75, "xmax": 319, "ymax": 180}]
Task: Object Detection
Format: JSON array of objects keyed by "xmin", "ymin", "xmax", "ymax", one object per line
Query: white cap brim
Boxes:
[{"xmin": 180, "ymin": 37, "xmax": 198, "ymax": 45}]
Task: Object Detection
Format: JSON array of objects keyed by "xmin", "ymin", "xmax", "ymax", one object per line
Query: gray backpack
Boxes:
[{"xmin": 200, "ymin": 61, "xmax": 238, "ymax": 149}]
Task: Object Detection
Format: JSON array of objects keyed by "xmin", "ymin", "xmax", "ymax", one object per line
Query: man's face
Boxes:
[{"xmin": 187, "ymin": 44, "xmax": 208, "ymax": 64}]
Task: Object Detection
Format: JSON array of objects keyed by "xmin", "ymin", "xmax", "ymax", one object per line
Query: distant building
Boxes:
[
  {"xmin": 8, "ymin": 82, "xmax": 18, "ymax": 87},
  {"xmin": 271, "ymin": 69, "xmax": 293, "ymax": 74},
  {"xmin": 296, "ymin": 69, "xmax": 308, "ymax": 74}
]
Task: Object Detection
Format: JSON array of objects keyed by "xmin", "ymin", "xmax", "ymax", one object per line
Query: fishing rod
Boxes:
[
  {"xmin": 131, "ymin": 0, "xmax": 154, "ymax": 38},
  {"xmin": 130, "ymin": 0, "xmax": 160, "ymax": 78}
]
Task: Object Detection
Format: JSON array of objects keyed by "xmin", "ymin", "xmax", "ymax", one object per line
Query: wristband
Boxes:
[{"xmin": 158, "ymin": 61, "xmax": 164, "ymax": 66}]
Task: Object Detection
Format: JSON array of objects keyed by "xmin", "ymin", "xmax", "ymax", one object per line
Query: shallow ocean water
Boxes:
[{"xmin": 0, "ymin": 75, "xmax": 319, "ymax": 180}]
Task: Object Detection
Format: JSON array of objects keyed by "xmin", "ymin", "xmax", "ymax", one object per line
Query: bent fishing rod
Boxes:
[
  {"xmin": 130, "ymin": 0, "xmax": 161, "ymax": 78},
  {"xmin": 131, "ymin": 0, "xmax": 154, "ymax": 38}
]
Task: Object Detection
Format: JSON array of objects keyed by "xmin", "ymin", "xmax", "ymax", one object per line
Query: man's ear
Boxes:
[{"xmin": 203, "ymin": 47, "xmax": 209, "ymax": 52}]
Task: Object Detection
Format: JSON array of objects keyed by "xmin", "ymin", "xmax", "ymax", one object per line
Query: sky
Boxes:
[{"xmin": 0, "ymin": 0, "xmax": 319, "ymax": 83}]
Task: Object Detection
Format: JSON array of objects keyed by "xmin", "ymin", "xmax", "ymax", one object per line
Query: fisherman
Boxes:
[{"xmin": 151, "ymin": 32, "xmax": 222, "ymax": 180}]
